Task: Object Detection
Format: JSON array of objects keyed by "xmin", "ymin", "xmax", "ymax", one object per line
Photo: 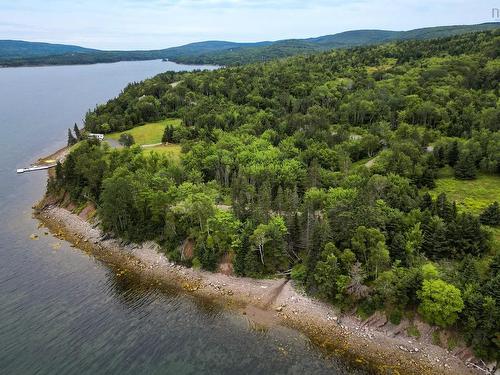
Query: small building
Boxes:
[{"xmin": 88, "ymin": 133, "xmax": 104, "ymax": 141}]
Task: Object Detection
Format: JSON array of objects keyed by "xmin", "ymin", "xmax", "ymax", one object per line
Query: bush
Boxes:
[
  {"xmin": 192, "ymin": 257, "xmax": 202, "ymax": 269},
  {"xmin": 290, "ymin": 263, "xmax": 307, "ymax": 283},
  {"xmin": 417, "ymin": 279, "xmax": 464, "ymax": 327},
  {"xmin": 388, "ymin": 309, "xmax": 403, "ymax": 325},
  {"xmin": 118, "ymin": 133, "xmax": 135, "ymax": 147}
]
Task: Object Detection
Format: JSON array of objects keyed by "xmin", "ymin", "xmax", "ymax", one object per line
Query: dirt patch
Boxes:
[
  {"xmin": 78, "ymin": 202, "xmax": 96, "ymax": 220},
  {"xmin": 180, "ymin": 238, "xmax": 195, "ymax": 260},
  {"xmin": 218, "ymin": 252, "xmax": 234, "ymax": 275}
]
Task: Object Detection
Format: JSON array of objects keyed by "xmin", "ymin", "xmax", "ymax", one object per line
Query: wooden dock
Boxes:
[{"xmin": 16, "ymin": 164, "xmax": 56, "ymax": 174}]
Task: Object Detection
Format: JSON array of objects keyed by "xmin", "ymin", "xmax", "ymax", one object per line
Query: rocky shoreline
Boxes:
[{"xmin": 34, "ymin": 203, "xmax": 485, "ymax": 375}]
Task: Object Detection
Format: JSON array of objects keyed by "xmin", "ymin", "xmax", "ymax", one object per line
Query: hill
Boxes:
[
  {"xmin": 1, "ymin": 22, "xmax": 499, "ymax": 67},
  {"xmin": 0, "ymin": 40, "xmax": 97, "ymax": 60}
]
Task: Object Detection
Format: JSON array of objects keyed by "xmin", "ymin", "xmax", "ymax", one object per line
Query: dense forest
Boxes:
[
  {"xmin": 2, "ymin": 23, "xmax": 499, "ymax": 67},
  {"xmin": 50, "ymin": 30, "xmax": 500, "ymax": 360}
]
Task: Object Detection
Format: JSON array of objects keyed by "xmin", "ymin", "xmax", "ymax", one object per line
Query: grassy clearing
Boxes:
[
  {"xmin": 429, "ymin": 167, "xmax": 500, "ymax": 251},
  {"xmin": 143, "ymin": 144, "xmax": 182, "ymax": 161},
  {"xmin": 106, "ymin": 118, "xmax": 181, "ymax": 145},
  {"xmin": 430, "ymin": 167, "xmax": 500, "ymax": 215}
]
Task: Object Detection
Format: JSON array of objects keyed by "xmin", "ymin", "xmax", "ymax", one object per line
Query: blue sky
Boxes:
[{"xmin": 0, "ymin": 0, "xmax": 498, "ymax": 49}]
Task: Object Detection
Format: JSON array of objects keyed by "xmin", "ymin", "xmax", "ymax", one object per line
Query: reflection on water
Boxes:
[{"xmin": 0, "ymin": 61, "xmax": 368, "ymax": 374}]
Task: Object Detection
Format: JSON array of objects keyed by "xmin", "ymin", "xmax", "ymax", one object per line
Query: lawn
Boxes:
[
  {"xmin": 106, "ymin": 118, "xmax": 181, "ymax": 146},
  {"xmin": 143, "ymin": 144, "xmax": 182, "ymax": 161},
  {"xmin": 429, "ymin": 167, "xmax": 500, "ymax": 215}
]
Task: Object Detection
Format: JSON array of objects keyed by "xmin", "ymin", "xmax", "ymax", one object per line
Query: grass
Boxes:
[
  {"xmin": 429, "ymin": 167, "xmax": 500, "ymax": 251},
  {"xmin": 142, "ymin": 144, "xmax": 182, "ymax": 161},
  {"xmin": 430, "ymin": 167, "xmax": 500, "ymax": 215},
  {"xmin": 406, "ymin": 324, "xmax": 421, "ymax": 339},
  {"xmin": 106, "ymin": 118, "xmax": 181, "ymax": 146}
]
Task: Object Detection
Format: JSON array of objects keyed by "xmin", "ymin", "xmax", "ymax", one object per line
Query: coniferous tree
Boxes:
[
  {"xmin": 434, "ymin": 193, "xmax": 455, "ymax": 221},
  {"xmin": 479, "ymin": 202, "xmax": 500, "ymax": 226},
  {"xmin": 73, "ymin": 123, "xmax": 81, "ymax": 140},
  {"xmin": 447, "ymin": 140, "xmax": 459, "ymax": 166},
  {"xmin": 421, "ymin": 192, "xmax": 433, "ymax": 212},
  {"xmin": 162, "ymin": 124, "xmax": 174, "ymax": 143},
  {"xmin": 67, "ymin": 128, "xmax": 77, "ymax": 146},
  {"xmin": 454, "ymin": 151, "xmax": 477, "ymax": 179}
]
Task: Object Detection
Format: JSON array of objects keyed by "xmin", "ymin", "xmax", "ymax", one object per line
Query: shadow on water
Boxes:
[{"xmin": 103, "ymin": 260, "xmax": 225, "ymax": 320}]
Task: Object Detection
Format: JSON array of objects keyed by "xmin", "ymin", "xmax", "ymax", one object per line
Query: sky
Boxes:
[{"xmin": 0, "ymin": 0, "xmax": 499, "ymax": 50}]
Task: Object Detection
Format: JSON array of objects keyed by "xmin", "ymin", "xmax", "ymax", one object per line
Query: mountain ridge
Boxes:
[{"xmin": 1, "ymin": 22, "xmax": 499, "ymax": 67}]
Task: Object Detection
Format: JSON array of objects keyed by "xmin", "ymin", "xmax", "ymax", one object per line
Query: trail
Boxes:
[{"xmin": 262, "ymin": 279, "xmax": 289, "ymax": 309}]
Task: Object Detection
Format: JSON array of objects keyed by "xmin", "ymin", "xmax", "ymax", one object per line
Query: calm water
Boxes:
[{"xmin": 0, "ymin": 60, "xmax": 367, "ymax": 374}]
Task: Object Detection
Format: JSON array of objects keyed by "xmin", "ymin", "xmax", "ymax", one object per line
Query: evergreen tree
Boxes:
[
  {"xmin": 450, "ymin": 213, "xmax": 489, "ymax": 257},
  {"xmin": 418, "ymin": 167, "xmax": 436, "ymax": 188},
  {"xmin": 67, "ymin": 128, "xmax": 77, "ymax": 146},
  {"xmin": 454, "ymin": 151, "xmax": 476, "ymax": 180},
  {"xmin": 73, "ymin": 123, "xmax": 81, "ymax": 140},
  {"xmin": 55, "ymin": 161, "xmax": 63, "ymax": 181},
  {"xmin": 420, "ymin": 192, "xmax": 433, "ymax": 212},
  {"xmin": 162, "ymin": 125, "xmax": 174, "ymax": 143},
  {"xmin": 447, "ymin": 140, "xmax": 459, "ymax": 166},
  {"xmin": 433, "ymin": 193, "xmax": 455, "ymax": 221},
  {"xmin": 479, "ymin": 202, "xmax": 500, "ymax": 226}
]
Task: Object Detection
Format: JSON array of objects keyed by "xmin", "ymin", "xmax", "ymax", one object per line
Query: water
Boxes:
[{"xmin": 0, "ymin": 60, "xmax": 366, "ymax": 374}]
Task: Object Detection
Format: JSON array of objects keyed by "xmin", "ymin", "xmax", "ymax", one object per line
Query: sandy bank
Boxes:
[{"xmin": 35, "ymin": 204, "xmax": 483, "ymax": 375}]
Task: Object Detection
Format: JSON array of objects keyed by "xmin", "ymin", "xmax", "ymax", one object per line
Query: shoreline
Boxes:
[
  {"xmin": 0, "ymin": 59, "xmax": 219, "ymax": 70},
  {"xmin": 34, "ymin": 203, "xmax": 482, "ymax": 375}
]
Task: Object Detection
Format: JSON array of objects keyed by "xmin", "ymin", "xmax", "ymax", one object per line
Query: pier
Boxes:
[{"xmin": 16, "ymin": 164, "xmax": 56, "ymax": 174}]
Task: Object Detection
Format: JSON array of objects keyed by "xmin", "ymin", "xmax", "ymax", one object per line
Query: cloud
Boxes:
[{"xmin": 121, "ymin": 0, "xmax": 360, "ymax": 10}]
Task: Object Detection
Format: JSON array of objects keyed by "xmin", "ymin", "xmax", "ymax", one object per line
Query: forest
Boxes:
[{"xmin": 51, "ymin": 29, "xmax": 500, "ymax": 360}]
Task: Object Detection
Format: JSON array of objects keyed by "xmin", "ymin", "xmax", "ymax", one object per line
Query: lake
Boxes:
[{"xmin": 0, "ymin": 60, "xmax": 367, "ymax": 374}]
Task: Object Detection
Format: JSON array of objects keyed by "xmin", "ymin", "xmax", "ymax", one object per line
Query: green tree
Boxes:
[
  {"xmin": 67, "ymin": 128, "xmax": 77, "ymax": 146},
  {"xmin": 479, "ymin": 201, "xmax": 500, "ymax": 226},
  {"xmin": 351, "ymin": 226, "xmax": 388, "ymax": 278},
  {"xmin": 249, "ymin": 215, "xmax": 287, "ymax": 273},
  {"xmin": 454, "ymin": 151, "xmax": 476, "ymax": 179},
  {"xmin": 73, "ymin": 123, "xmax": 81, "ymax": 140},
  {"xmin": 447, "ymin": 140, "xmax": 459, "ymax": 166},
  {"xmin": 417, "ymin": 279, "xmax": 464, "ymax": 327},
  {"xmin": 119, "ymin": 133, "xmax": 135, "ymax": 147},
  {"xmin": 162, "ymin": 124, "xmax": 174, "ymax": 143},
  {"xmin": 314, "ymin": 247, "xmax": 341, "ymax": 300}
]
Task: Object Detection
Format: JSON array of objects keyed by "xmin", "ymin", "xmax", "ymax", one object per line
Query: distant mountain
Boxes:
[
  {"xmin": 1, "ymin": 22, "xmax": 499, "ymax": 67},
  {"xmin": 177, "ymin": 23, "xmax": 500, "ymax": 65},
  {"xmin": 0, "ymin": 40, "xmax": 97, "ymax": 60}
]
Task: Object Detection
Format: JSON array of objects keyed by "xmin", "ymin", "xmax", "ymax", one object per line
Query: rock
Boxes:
[
  {"xmin": 275, "ymin": 306, "xmax": 283, "ymax": 312},
  {"xmin": 29, "ymin": 234, "xmax": 39, "ymax": 240}
]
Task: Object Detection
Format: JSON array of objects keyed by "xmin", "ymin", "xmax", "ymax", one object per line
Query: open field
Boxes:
[
  {"xmin": 106, "ymin": 118, "xmax": 181, "ymax": 145},
  {"xmin": 430, "ymin": 167, "xmax": 500, "ymax": 215},
  {"xmin": 430, "ymin": 167, "xmax": 500, "ymax": 251},
  {"xmin": 143, "ymin": 144, "xmax": 182, "ymax": 161}
]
